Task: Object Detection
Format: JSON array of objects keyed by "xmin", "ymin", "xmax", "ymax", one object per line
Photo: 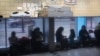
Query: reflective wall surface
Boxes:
[
  {"xmin": 0, "ymin": 16, "xmax": 100, "ymax": 48},
  {"xmin": 54, "ymin": 17, "xmax": 76, "ymax": 42},
  {"xmin": 6, "ymin": 17, "xmax": 44, "ymax": 47},
  {"xmin": 0, "ymin": 17, "xmax": 45, "ymax": 48},
  {"xmin": 0, "ymin": 19, "xmax": 6, "ymax": 48}
]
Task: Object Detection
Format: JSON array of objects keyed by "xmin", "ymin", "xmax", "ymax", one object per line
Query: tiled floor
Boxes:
[{"xmin": 22, "ymin": 48, "xmax": 100, "ymax": 56}]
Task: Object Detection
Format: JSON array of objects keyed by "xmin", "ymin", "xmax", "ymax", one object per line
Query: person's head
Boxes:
[
  {"xmin": 56, "ymin": 27, "xmax": 64, "ymax": 33},
  {"xmin": 81, "ymin": 25, "xmax": 86, "ymax": 30},
  {"xmin": 11, "ymin": 31, "xmax": 16, "ymax": 36},
  {"xmin": 70, "ymin": 29, "xmax": 75, "ymax": 33},
  {"xmin": 34, "ymin": 27, "xmax": 40, "ymax": 32}
]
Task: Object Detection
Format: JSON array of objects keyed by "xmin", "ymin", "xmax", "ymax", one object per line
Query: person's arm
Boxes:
[
  {"xmin": 79, "ymin": 30, "xmax": 83, "ymax": 37},
  {"xmin": 9, "ymin": 37, "xmax": 12, "ymax": 45}
]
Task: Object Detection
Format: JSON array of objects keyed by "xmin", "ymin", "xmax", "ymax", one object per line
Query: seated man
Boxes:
[
  {"xmin": 9, "ymin": 31, "xmax": 19, "ymax": 56},
  {"xmin": 9, "ymin": 31, "xmax": 18, "ymax": 46}
]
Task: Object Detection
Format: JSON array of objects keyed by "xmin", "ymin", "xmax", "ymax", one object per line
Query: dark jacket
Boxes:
[
  {"xmin": 94, "ymin": 29, "xmax": 100, "ymax": 40},
  {"xmin": 56, "ymin": 32, "xmax": 64, "ymax": 43},
  {"xmin": 79, "ymin": 29, "xmax": 90, "ymax": 41},
  {"xmin": 69, "ymin": 30, "xmax": 75, "ymax": 40}
]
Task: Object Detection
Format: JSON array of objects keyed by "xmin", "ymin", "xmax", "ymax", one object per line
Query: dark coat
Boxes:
[
  {"xmin": 94, "ymin": 29, "xmax": 100, "ymax": 40},
  {"xmin": 56, "ymin": 32, "xmax": 64, "ymax": 43},
  {"xmin": 69, "ymin": 31, "xmax": 75, "ymax": 40},
  {"xmin": 79, "ymin": 29, "xmax": 90, "ymax": 41}
]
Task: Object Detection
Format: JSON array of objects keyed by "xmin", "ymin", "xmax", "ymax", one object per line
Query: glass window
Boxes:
[
  {"xmin": 86, "ymin": 18, "xmax": 92, "ymax": 31},
  {"xmin": 0, "ymin": 19, "xmax": 6, "ymax": 48},
  {"xmin": 86, "ymin": 17, "xmax": 100, "ymax": 31},
  {"xmin": 6, "ymin": 18, "xmax": 23, "ymax": 47},
  {"xmin": 92, "ymin": 17, "xmax": 100, "ymax": 30},
  {"xmin": 25, "ymin": 18, "xmax": 43, "ymax": 38},
  {"xmin": 54, "ymin": 17, "xmax": 76, "ymax": 42},
  {"xmin": 86, "ymin": 17, "xmax": 100, "ymax": 39},
  {"xmin": 7, "ymin": 17, "xmax": 43, "ymax": 47}
]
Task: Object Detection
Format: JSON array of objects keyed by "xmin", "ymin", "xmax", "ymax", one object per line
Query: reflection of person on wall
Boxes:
[
  {"xmin": 56, "ymin": 27, "xmax": 66, "ymax": 49},
  {"xmin": 94, "ymin": 22, "xmax": 100, "ymax": 47},
  {"xmin": 79, "ymin": 25, "xmax": 90, "ymax": 47},
  {"xmin": 9, "ymin": 31, "xmax": 19, "ymax": 56},
  {"xmin": 69, "ymin": 29, "xmax": 75, "ymax": 48},
  {"xmin": 9, "ymin": 31, "xmax": 19, "ymax": 46},
  {"xmin": 31, "ymin": 27, "xmax": 43, "ymax": 51},
  {"xmin": 56, "ymin": 27, "xmax": 64, "ymax": 43}
]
